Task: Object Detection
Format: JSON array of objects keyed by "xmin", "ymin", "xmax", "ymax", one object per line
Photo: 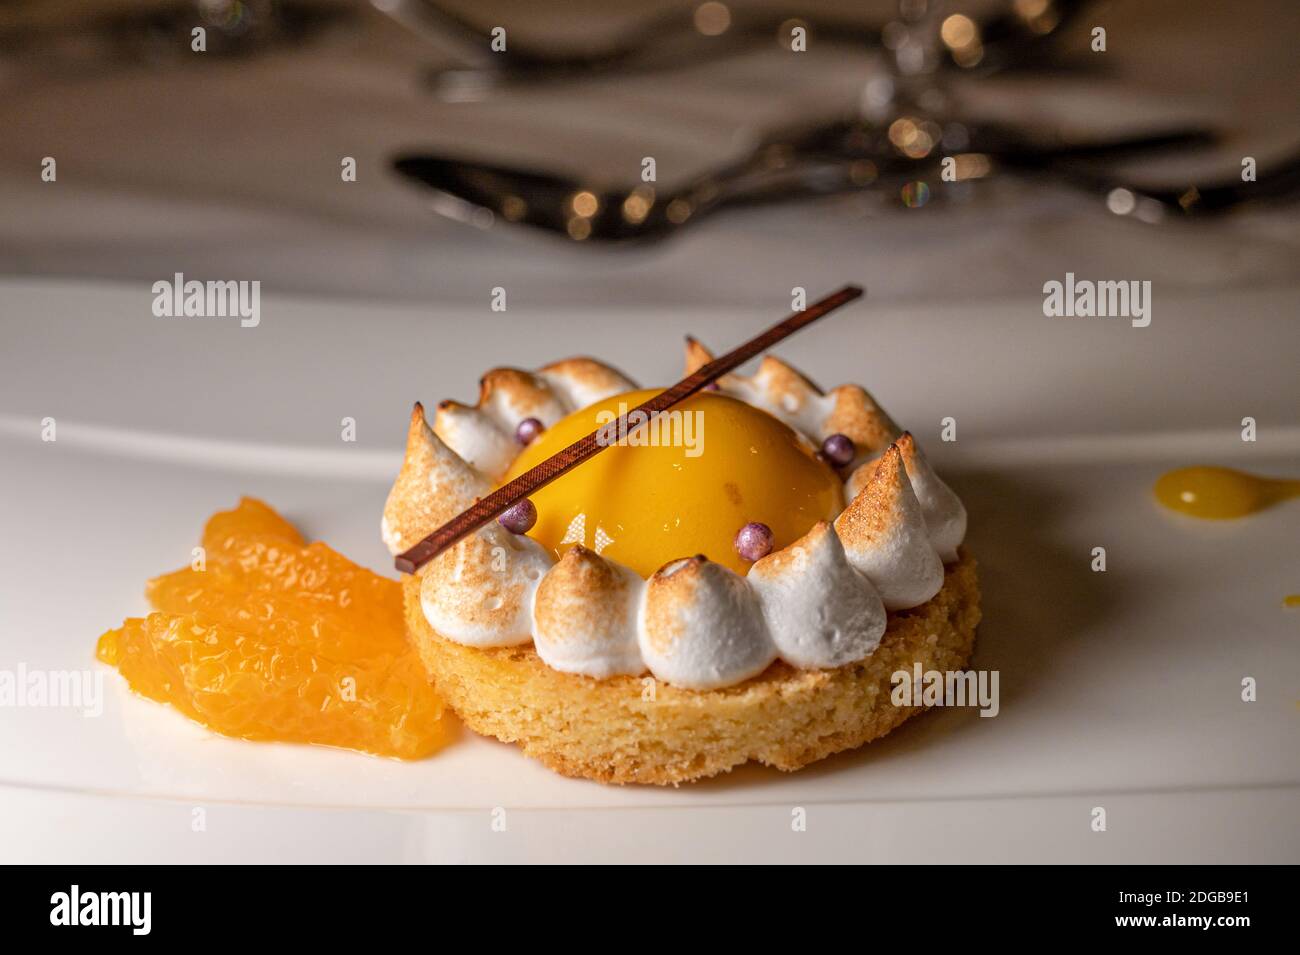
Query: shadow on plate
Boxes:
[{"xmin": 689, "ymin": 466, "xmax": 1144, "ymax": 791}]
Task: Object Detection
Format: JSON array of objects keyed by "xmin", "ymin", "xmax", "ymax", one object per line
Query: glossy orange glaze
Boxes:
[
  {"xmin": 503, "ymin": 389, "xmax": 843, "ymax": 575},
  {"xmin": 1153, "ymin": 466, "xmax": 1300, "ymax": 520}
]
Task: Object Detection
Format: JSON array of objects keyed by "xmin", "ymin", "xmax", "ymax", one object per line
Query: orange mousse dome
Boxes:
[{"xmin": 502, "ymin": 389, "xmax": 843, "ymax": 576}]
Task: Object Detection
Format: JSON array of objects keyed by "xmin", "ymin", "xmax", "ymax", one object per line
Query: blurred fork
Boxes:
[
  {"xmin": 374, "ymin": 0, "xmax": 1094, "ymax": 99},
  {"xmin": 391, "ymin": 123, "xmax": 1233, "ymax": 243}
]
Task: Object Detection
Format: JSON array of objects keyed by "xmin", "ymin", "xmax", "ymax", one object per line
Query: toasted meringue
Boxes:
[
  {"xmin": 431, "ymin": 402, "xmax": 518, "ymax": 480},
  {"xmin": 822, "ymin": 384, "xmax": 902, "ymax": 460},
  {"xmin": 639, "ymin": 557, "xmax": 775, "ymax": 690},
  {"xmin": 847, "ymin": 432, "xmax": 967, "ymax": 563},
  {"xmin": 533, "ymin": 545, "xmax": 645, "ymax": 678},
  {"xmin": 381, "ymin": 403, "xmax": 489, "ymax": 555},
  {"xmin": 419, "ymin": 522, "xmax": 552, "ymax": 647},
  {"xmin": 388, "ymin": 352, "xmax": 966, "ymax": 690},
  {"xmin": 476, "ymin": 368, "xmax": 569, "ymax": 429},
  {"xmin": 539, "ymin": 357, "xmax": 638, "ymax": 410},
  {"xmin": 895, "ymin": 432, "xmax": 966, "ymax": 563},
  {"xmin": 835, "ymin": 444, "xmax": 944, "ymax": 610},
  {"xmin": 684, "ymin": 338, "xmax": 900, "ymax": 457},
  {"xmin": 433, "ymin": 363, "xmax": 638, "ymax": 481},
  {"xmin": 723, "ymin": 355, "xmax": 826, "ymax": 438},
  {"xmin": 748, "ymin": 521, "xmax": 887, "ymax": 668}
]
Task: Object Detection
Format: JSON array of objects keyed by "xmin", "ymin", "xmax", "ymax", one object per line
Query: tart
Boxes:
[{"xmin": 383, "ymin": 348, "xmax": 979, "ymax": 785}]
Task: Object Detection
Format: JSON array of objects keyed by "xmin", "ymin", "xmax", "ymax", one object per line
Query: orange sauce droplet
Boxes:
[
  {"xmin": 1153, "ymin": 466, "xmax": 1300, "ymax": 520},
  {"xmin": 1155, "ymin": 467, "xmax": 1300, "ymax": 611}
]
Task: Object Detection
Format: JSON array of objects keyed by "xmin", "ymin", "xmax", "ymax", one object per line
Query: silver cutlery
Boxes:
[
  {"xmin": 375, "ymin": 0, "xmax": 1093, "ymax": 100},
  {"xmin": 391, "ymin": 123, "xmax": 1232, "ymax": 242}
]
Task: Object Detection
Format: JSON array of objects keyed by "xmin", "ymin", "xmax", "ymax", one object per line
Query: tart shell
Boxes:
[{"xmin": 404, "ymin": 551, "xmax": 980, "ymax": 786}]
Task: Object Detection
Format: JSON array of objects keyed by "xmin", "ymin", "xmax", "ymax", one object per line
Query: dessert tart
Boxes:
[{"xmin": 383, "ymin": 348, "xmax": 979, "ymax": 785}]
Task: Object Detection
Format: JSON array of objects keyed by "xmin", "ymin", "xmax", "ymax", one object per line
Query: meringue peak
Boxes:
[
  {"xmin": 834, "ymin": 444, "xmax": 943, "ymax": 610},
  {"xmin": 822, "ymin": 384, "xmax": 901, "ymax": 458},
  {"xmin": 683, "ymin": 336, "xmax": 741, "ymax": 389},
  {"xmin": 640, "ymin": 556, "xmax": 775, "ymax": 690},
  {"xmin": 419, "ymin": 522, "xmax": 551, "ymax": 647},
  {"xmin": 433, "ymin": 359, "xmax": 638, "ymax": 480},
  {"xmin": 434, "ymin": 399, "xmax": 516, "ymax": 479},
  {"xmin": 381, "ymin": 403, "xmax": 489, "ymax": 557},
  {"xmin": 435, "ymin": 367, "xmax": 566, "ymax": 480},
  {"xmin": 837, "ymin": 445, "xmax": 907, "ymax": 538},
  {"xmin": 542, "ymin": 545, "xmax": 634, "ymax": 607},
  {"xmin": 683, "ymin": 337, "xmax": 898, "ymax": 457},
  {"xmin": 533, "ymin": 544, "xmax": 644, "ymax": 678},
  {"xmin": 894, "ymin": 432, "xmax": 967, "ymax": 563},
  {"xmin": 749, "ymin": 520, "xmax": 886, "ymax": 669},
  {"xmin": 848, "ymin": 433, "xmax": 967, "ymax": 564},
  {"xmin": 540, "ymin": 356, "xmax": 638, "ymax": 409},
  {"xmin": 477, "ymin": 367, "xmax": 566, "ymax": 419},
  {"xmin": 685, "ymin": 337, "xmax": 820, "ymax": 428}
]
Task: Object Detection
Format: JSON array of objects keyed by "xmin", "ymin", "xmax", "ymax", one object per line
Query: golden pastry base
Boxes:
[{"xmin": 403, "ymin": 551, "xmax": 980, "ymax": 786}]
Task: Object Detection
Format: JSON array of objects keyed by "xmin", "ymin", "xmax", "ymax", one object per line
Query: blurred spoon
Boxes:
[
  {"xmin": 391, "ymin": 123, "xmax": 1216, "ymax": 243},
  {"xmin": 374, "ymin": 0, "xmax": 1093, "ymax": 100}
]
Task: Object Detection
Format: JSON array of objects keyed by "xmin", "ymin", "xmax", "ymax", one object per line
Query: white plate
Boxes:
[{"xmin": 1, "ymin": 279, "xmax": 1298, "ymax": 863}]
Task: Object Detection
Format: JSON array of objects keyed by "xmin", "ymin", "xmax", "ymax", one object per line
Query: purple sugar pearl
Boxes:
[
  {"xmin": 515, "ymin": 417, "xmax": 544, "ymax": 445},
  {"xmin": 733, "ymin": 522, "xmax": 774, "ymax": 562},
  {"xmin": 498, "ymin": 499, "xmax": 537, "ymax": 534},
  {"xmin": 820, "ymin": 432, "xmax": 856, "ymax": 467}
]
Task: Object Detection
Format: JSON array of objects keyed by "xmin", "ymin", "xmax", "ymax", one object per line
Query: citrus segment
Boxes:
[{"xmin": 96, "ymin": 498, "xmax": 446, "ymax": 759}]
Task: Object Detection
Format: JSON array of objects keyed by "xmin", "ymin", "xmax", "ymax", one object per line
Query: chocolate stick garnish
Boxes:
[{"xmin": 395, "ymin": 284, "xmax": 865, "ymax": 574}]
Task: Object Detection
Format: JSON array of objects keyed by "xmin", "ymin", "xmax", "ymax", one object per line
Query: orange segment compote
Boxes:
[
  {"xmin": 503, "ymin": 389, "xmax": 844, "ymax": 576},
  {"xmin": 96, "ymin": 498, "xmax": 447, "ymax": 759}
]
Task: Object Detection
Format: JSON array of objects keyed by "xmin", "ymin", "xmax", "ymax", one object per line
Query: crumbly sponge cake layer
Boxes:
[{"xmin": 404, "ymin": 551, "xmax": 979, "ymax": 785}]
